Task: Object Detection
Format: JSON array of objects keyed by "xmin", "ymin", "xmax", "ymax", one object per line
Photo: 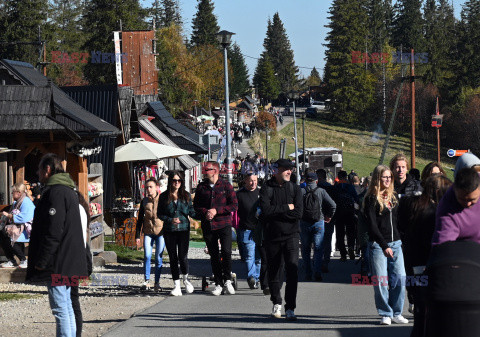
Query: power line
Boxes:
[{"xmin": 241, "ymin": 52, "xmax": 324, "ymax": 71}]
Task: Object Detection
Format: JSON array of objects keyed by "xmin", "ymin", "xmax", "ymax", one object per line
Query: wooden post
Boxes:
[
  {"xmin": 411, "ymin": 49, "xmax": 416, "ymax": 169},
  {"xmin": 436, "ymin": 96, "xmax": 441, "ymax": 163}
]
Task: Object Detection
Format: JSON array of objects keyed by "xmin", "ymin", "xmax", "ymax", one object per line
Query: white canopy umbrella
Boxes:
[{"xmin": 114, "ymin": 138, "xmax": 194, "ymax": 163}]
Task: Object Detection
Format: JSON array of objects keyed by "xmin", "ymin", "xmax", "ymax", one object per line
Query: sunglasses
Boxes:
[
  {"xmin": 172, "ymin": 179, "xmax": 182, "ymax": 183},
  {"xmin": 204, "ymin": 168, "xmax": 215, "ymax": 172}
]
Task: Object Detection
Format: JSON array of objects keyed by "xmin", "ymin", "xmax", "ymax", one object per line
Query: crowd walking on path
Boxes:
[{"xmin": 5, "ymin": 149, "xmax": 480, "ymax": 336}]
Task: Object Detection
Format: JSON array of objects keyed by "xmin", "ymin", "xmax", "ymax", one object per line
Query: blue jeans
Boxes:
[
  {"xmin": 48, "ymin": 285, "xmax": 76, "ymax": 337},
  {"xmin": 369, "ymin": 240, "xmax": 406, "ymax": 317},
  {"xmin": 237, "ymin": 229, "xmax": 261, "ymax": 280},
  {"xmin": 144, "ymin": 234, "xmax": 165, "ymax": 283},
  {"xmin": 300, "ymin": 220, "xmax": 325, "ymax": 276}
]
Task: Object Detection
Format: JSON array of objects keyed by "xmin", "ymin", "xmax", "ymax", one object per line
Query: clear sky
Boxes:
[{"xmin": 142, "ymin": 0, "xmax": 466, "ymax": 80}]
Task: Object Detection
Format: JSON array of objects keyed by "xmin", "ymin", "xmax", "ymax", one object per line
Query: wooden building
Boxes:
[{"xmin": 0, "ymin": 59, "xmax": 120, "ymax": 204}]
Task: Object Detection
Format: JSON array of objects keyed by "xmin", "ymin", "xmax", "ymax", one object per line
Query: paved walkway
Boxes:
[{"xmin": 104, "ymin": 255, "xmax": 413, "ymax": 337}]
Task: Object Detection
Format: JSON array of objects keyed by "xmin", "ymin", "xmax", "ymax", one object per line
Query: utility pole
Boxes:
[
  {"xmin": 302, "ymin": 112, "xmax": 306, "ymax": 173},
  {"xmin": 411, "ymin": 49, "xmax": 416, "ymax": 169}
]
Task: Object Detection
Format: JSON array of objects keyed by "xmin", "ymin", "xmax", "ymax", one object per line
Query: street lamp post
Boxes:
[
  {"xmin": 265, "ymin": 119, "xmax": 270, "ymax": 178},
  {"xmin": 302, "ymin": 111, "xmax": 306, "ymax": 173},
  {"xmin": 217, "ymin": 30, "xmax": 235, "ymax": 185},
  {"xmin": 289, "ymin": 92, "xmax": 300, "ymax": 185}
]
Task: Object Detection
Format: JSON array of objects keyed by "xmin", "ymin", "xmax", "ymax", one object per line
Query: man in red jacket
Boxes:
[{"xmin": 194, "ymin": 161, "xmax": 238, "ymax": 296}]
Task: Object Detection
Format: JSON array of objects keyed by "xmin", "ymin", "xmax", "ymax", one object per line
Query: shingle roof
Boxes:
[
  {"xmin": 0, "ymin": 59, "xmax": 120, "ymax": 138},
  {"xmin": 0, "ymin": 85, "xmax": 65, "ymax": 132},
  {"xmin": 238, "ymin": 101, "xmax": 253, "ymax": 111},
  {"xmin": 146, "ymin": 101, "xmax": 200, "ymax": 141},
  {"xmin": 245, "ymin": 95, "xmax": 255, "ymax": 104}
]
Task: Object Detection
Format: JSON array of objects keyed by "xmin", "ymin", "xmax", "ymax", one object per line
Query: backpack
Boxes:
[
  {"xmin": 302, "ymin": 187, "xmax": 321, "ymax": 222},
  {"xmin": 333, "ymin": 183, "xmax": 355, "ymax": 212}
]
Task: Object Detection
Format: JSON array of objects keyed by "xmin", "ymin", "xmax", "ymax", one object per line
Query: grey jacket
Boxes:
[{"xmin": 301, "ymin": 182, "xmax": 336, "ymax": 222}]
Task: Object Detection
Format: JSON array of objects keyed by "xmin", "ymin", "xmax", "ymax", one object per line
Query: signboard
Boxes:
[
  {"xmin": 447, "ymin": 149, "xmax": 469, "ymax": 157},
  {"xmin": 113, "ymin": 31, "xmax": 122, "ymax": 85},
  {"xmin": 431, "ymin": 114, "xmax": 443, "ymax": 128}
]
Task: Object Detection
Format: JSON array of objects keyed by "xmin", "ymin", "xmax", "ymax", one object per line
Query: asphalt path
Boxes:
[{"xmin": 104, "ymin": 254, "xmax": 413, "ymax": 337}]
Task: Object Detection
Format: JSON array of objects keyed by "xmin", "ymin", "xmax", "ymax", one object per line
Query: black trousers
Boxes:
[
  {"xmin": 164, "ymin": 230, "xmax": 190, "ymax": 280},
  {"xmin": 335, "ymin": 211, "xmax": 356, "ymax": 256},
  {"xmin": 70, "ymin": 285, "xmax": 82, "ymax": 337},
  {"xmin": 203, "ymin": 225, "xmax": 232, "ymax": 286},
  {"xmin": 265, "ymin": 234, "xmax": 299, "ymax": 311},
  {"xmin": 0, "ymin": 230, "xmax": 25, "ymax": 262},
  {"xmin": 259, "ymin": 245, "xmax": 268, "ymax": 290}
]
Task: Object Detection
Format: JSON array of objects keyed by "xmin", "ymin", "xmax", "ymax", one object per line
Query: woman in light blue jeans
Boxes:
[
  {"xmin": 136, "ymin": 177, "xmax": 165, "ymax": 291},
  {"xmin": 363, "ymin": 165, "xmax": 408, "ymax": 326}
]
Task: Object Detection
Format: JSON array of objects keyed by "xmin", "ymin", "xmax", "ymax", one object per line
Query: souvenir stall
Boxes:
[{"xmin": 111, "ymin": 138, "xmax": 193, "ymax": 248}]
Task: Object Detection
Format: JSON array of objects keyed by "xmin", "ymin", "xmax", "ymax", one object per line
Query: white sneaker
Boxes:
[
  {"xmin": 392, "ymin": 315, "xmax": 409, "ymax": 324},
  {"xmin": 224, "ymin": 280, "xmax": 235, "ymax": 295},
  {"xmin": 211, "ymin": 284, "xmax": 223, "ymax": 296},
  {"xmin": 0, "ymin": 261, "xmax": 17, "ymax": 268},
  {"xmin": 380, "ymin": 316, "xmax": 391, "ymax": 325},
  {"xmin": 408, "ymin": 303, "xmax": 414, "ymax": 314},
  {"xmin": 285, "ymin": 309, "xmax": 297, "ymax": 321},
  {"xmin": 183, "ymin": 275, "xmax": 194, "ymax": 294},
  {"xmin": 271, "ymin": 304, "xmax": 282, "ymax": 318},
  {"xmin": 170, "ymin": 280, "xmax": 182, "ymax": 296},
  {"xmin": 18, "ymin": 260, "xmax": 28, "ymax": 269},
  {"xmin": 141, "ymin": 280, "xmax": 150, "ymax": 290}
]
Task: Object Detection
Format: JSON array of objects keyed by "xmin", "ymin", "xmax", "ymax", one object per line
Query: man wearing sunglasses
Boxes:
[{"xmin": 194, "ymin": 161, "xmax": 238, "ymax": 296}]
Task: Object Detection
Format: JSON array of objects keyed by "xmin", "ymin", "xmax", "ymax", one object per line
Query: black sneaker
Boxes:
[
  {"xmin": 263, "ymin": 287, "xmax": 270, "ymax": 295},
  {"xmin": 247, "ymin": 276, "xmax": 256, "ymax": 289},
  {"xmin": 348, "ymin": 249, "xmax": 355, "ymax": 260}
]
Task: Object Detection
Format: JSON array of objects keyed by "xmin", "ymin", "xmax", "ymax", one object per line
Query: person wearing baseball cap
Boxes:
[{"xmin": 259, "ymin": 158, "xmax": 302, "ymax": 320}]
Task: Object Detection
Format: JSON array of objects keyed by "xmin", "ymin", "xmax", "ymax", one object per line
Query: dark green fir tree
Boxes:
[
  {"xmin": 190, "ymin": 0, "xmax": 219, "ymax": 47},
  {"xmin": 253, "ymin": 52, "xmax": 280, "ymax": 102},
  {"xmin": 82, "ymin": 0, "xmax": 148, "ymax": 84},
  {"xmin": 228, "ymin": 42, "xmax": 250, "ymax": 99},
  {"xmin": 263, "ymin": 13, "xmax": 298, "ymax": 94}
]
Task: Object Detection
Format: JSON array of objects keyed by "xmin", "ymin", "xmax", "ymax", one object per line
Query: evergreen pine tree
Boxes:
[
  {"xmin": 253, "ymin": 52, "xmax": 280, "ymax": 102},
  {"xmin": 423, "ymin": 0, "xmax": 456, "ymax": 90},
  {"xmin": 228, "ymin": 42, "xmax": 250, "ymax": 99},
  {"xmin": 324, "ymin": 0, "xmax": 376, "ymax": 123},
  {"xmin": 46, "ymin": 0, "xmax": 87, "ymax": 85},
  {"xmin": 151, "ymin": 0, "xmax": 182, "ymax": 28},
  {"xmin": 82, "ymin": 0, "xmax": 148, "ymax": 84},
  {"xmin": 367, "ymin": 0, "xmax": 393, "ymax": 53},
  {"xmin": 0, "ymin": 0, "xmax": 49, "ymax": 65},
  {"xmin": 190, "ymin": 0, "xmax": 219, "ymax": 47},
  {"xmin": 457, "ymin": 0, "xmax": 480, "ymax": 89},
  {"xmin": 305, "ymin": 67, "xmax": 322, "ymax": 87},
  {"xmin": 263, "ymin": 13, "xmax": 298, "ymax": 95},
  {"xmin": 392, "ymin": 0, "xmax": 425, "ymax": 51}
]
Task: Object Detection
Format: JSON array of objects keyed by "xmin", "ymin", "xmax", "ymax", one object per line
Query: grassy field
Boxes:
[
  {"xmin": 0, "ymin": 293, "xmax": 42, "ymax": 301},
  {"xmin": 250, "ymin": 116, "xmax": 455, "ymax": 180}
]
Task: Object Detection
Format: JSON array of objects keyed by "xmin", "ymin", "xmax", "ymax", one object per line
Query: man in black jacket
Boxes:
[
  {"xmin": 390, "ymin": 153, "xmax": 422, "ymax": 198},
  {"xmin": 26, "ymin": 153, "xmax": 88, "ymax": 337},
  {"xmin": 259, "ymin": 159, "xmax": 303, "ymax": 321}
]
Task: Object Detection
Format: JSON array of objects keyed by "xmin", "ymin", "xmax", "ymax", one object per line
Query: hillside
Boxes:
[{"xmin": 250, "ymin": 117, "xmax": 455, "ymax": 180}]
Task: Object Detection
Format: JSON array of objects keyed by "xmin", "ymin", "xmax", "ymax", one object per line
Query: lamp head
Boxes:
[{"xmin": 216, "ymin": 30, "xmax": 235, "ymax": 47}]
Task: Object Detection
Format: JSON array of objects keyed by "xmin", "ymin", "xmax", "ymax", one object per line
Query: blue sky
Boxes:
[{"xmin": 143, "ymin": 0, "xmax": 466, "ymax": 80}]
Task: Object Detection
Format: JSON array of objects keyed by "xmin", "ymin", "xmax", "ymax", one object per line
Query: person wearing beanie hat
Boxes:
[{"xmin": 454, "ymin": 152, "xmax": 480, "ymax": 178}]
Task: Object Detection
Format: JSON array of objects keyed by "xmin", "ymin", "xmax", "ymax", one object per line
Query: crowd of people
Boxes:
[{"xmin": 1, "ymin": 150, "xmax": 479, "ymax": 336}]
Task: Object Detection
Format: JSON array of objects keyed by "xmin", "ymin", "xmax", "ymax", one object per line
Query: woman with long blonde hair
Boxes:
[{"xmin": 364, "ymin": 165, "xmax": 408, "ymax": 326}]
